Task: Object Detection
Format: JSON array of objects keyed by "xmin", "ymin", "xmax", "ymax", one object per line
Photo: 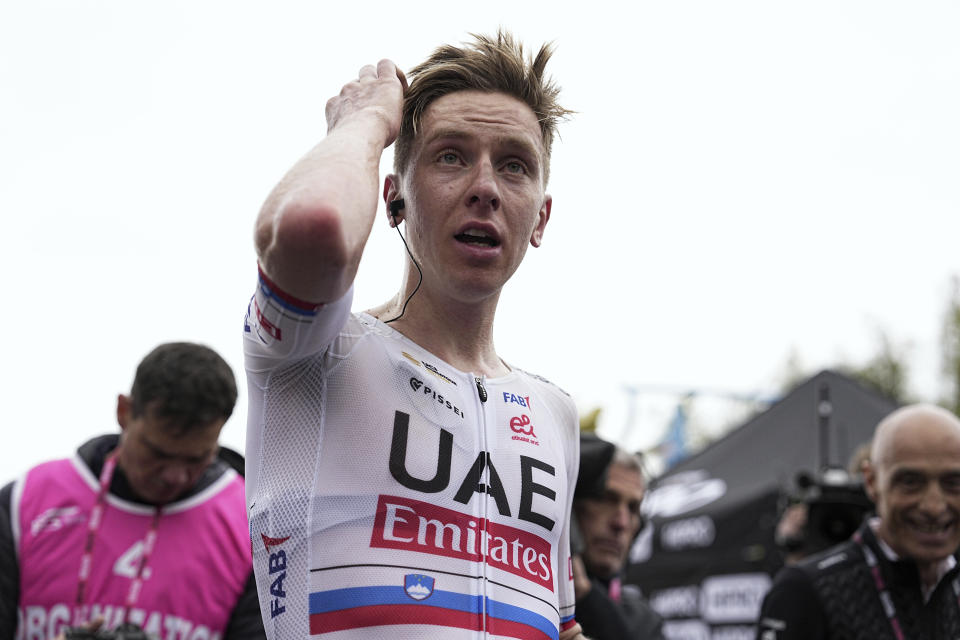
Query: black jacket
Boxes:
[
  {"xmin": 0, "ymin": 435, "xmax": 265, "ymax": 640},
  {"xmin": 576, "ymin": 575, "xmax": 665, "ymax": 640},
  {"xmin": 757, "ymin": 521, "xmax": 960, "ymax": 640}
]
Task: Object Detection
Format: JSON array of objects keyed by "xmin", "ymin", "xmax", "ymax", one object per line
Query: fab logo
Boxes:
[
  {"xmin": 261, "ymin": 533, "xmax": 290, "ymax": 618},
  {"xmin": 502, "ymin": 392, "xmax": 532, "ymax": 410}
]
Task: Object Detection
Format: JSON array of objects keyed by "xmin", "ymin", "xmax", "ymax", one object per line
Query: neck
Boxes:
[
  {"xmin": 918, "ymin": 561, "xmax": 942, "ymax": 592},
  {"xmin": 111, "ymin": 455, "xmax": 158, "ymax": 506},
  {"xmin": 874, "ymin": 523, "xmax": 946, "ymax": 592},
  {"xmin": 370, "ymin": 280, "xmax": 509, "ymax": 378}
]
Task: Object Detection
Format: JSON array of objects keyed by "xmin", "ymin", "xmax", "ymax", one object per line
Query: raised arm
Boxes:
[{"xmin": 254, "ymin": 59, "xmax": 406, "ymax": 303}]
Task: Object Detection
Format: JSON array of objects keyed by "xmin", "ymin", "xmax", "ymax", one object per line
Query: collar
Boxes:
[
  {"xmin": 77, "ymin": 434, "xmax": 231, "ymax": 506},
  {"xmin": 868, "ymin": 517, "xmax": 957, "ymax": 601}
]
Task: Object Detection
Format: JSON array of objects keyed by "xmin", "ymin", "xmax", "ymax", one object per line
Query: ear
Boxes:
[
  {"xmin": 863, "ymin": 459, "xmax": 879, "ymax": 504},
  {"xmin": 383, "ymin": 174, "xmax": 403, "ymax": 227},
  {"xmin": 529, "ymin": 195, "xmax": 552, "ymax": 248},
  {"xmin": 117, "ymin": 394, "xmax": 132, "ymax": 431}
]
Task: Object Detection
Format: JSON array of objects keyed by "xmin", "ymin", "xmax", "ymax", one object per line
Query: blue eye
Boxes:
[
  {"xmin": 504, "ymin": 160, "xmax": 526, "ymax": 174},
  {"xmin": 438, "ymin": 151, "xmax": 459, "ymax": 164}
]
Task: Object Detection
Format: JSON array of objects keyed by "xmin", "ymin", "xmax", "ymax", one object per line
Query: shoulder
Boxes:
[
  {"xmin": 317, "ymin": 311, "xmax": 379, "ymax": 361},
  {"xmin": 515, "ymin": 368, "xmax": 578, "ymax": 440},
  {"xmin": 515, "ymin": 368, "xmax": 576, "ymax": 417},
  {"xmin": 619, "ymin": 584, "xmax": 664, "ymax": 633},
  {"xmin": 515, "ymin": 367, "xmax": 571, "ymax": 398},
  {"xmin": 759, "ymin": 540, "xmax": 861, "ymax": 627},
  {"xmin": 791, "ymin": 538, "xmax": 864, "ymax": 581},
  {"xmin": 758, "ymin": 563, "xmax": 825, "ymax": 639},
  {"xmin": 766, "ymin": 539, "xmax": 862, "ymax": 600},
  {"xmin": 20, "ymin": 456, "xmax": 87, "ymax": 489}
]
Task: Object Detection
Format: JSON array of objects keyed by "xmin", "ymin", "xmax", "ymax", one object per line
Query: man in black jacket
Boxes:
[
  {"xmin": 757, "ymin": 404, "xmax": 960, "ymax": 639},
  {"xmin": 574, "ymin": 434, "xmax": 664, "ymax": 640}
]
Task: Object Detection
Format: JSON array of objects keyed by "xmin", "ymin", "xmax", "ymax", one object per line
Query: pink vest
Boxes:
[{"xmin": 14, "ymin": 456, "xmax": 252, "ymax": 640}]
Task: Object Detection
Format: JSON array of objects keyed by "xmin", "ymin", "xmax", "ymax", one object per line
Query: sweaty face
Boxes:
[
  {"xmin": 574, "ymin": 464, "xmax": 645, "ymax": 579},
  {"xmin": 115, "ymin": 395, "xmax": 223, "ymax": 505},
  {"xmin": 391, "ymin": 90, "xmax": 551, "ymax": 304},
  {"xmin": 866, "ymin": 413, "xmax": 960, "ymax": 568}
]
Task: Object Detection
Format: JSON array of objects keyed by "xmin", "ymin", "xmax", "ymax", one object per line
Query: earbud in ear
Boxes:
[{"xmin": 389, "ymin": 199, "xmax": 405, "ymax": 217}]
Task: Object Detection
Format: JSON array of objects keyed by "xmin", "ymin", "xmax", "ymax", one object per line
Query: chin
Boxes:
[
  {"xmin": 149, "ymin": 488, "xmax": 185, "ymax": 504},
  {"xmin": 445, "ymin": 279, "xmax": 504, "ymax": 304},
  {"xmin": 587, "ymin": 557, "xmax": 621, "ymax": 579}
]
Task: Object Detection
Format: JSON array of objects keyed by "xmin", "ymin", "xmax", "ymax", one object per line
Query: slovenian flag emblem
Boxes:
[{"xmin": 404, "ymin": 574, "xmax": 435, "ymax": 601}]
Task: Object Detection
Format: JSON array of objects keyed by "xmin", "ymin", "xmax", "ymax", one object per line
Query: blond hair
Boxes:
[{"xmin": 393, "ymin": 30, "xmax": 571, "ymax": 184}]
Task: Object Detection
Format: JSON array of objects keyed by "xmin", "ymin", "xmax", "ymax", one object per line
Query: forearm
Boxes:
[
  {"xmin": 255, "ymin": 59, "xmax": 405, "ymax": 304},
  {"xmin": 255, "ymin": 112, "xmax": 388, "ymax": 303}
]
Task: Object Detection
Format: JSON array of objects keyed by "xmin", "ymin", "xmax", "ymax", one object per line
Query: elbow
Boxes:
[
  {"xmin": 272, "ymin": 200, "xmax": 348, "ymax": 264},
  {"xmin": 255, "ymin": 199, "xmax": 353, "ymax": 301}
]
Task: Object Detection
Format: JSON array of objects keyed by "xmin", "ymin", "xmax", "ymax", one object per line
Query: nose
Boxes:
[
  {"xmin": 919, "ymin": 483, "xmax": 948, "ymax": 517},
  {"xmin": 609, "ymin": 503, "xmax": 631, "ymax": 532},
  {"xmin": 466, "ymin": 157, "xmax": 500, "ymax": 211}
]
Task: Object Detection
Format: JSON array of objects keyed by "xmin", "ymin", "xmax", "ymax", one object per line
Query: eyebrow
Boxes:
[
  {"xmin": 143, "ymin": 439, "xmax": 211, "ymax": 463},
  {"xmin": 424, "ymin": 129, "xmax": 542, "ymax": 160}
]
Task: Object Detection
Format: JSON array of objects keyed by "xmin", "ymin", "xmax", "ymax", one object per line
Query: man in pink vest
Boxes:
[{"xmin": 0, "ymin": 343, "xmax": 265, "ymax": 640}]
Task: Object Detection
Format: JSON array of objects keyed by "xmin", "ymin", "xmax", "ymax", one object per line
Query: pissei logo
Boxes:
[{"xmin": 409, "ymin": 377, "xmax": 465, "ymax": 419}]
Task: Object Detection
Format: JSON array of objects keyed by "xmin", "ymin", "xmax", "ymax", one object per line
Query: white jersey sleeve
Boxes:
[
  {"xmin": 243, "ymin": 265, "xmax": 354, "ymax": 376},
  {"xmin": 242, "ymin": 265, "xmax": 353, "ymax": 500}
]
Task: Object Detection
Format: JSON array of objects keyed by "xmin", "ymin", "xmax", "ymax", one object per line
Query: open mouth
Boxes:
[{"xmin": 455, "ymin": 229, "xmax": 500, "ymax": 247}]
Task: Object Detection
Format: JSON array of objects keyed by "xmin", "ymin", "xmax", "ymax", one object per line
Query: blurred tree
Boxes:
[
  {"xmin": 776, "ymin": 330, "xmax": 912, "ymax": 404},
  {"xmin": 580, "ymin": 407, "xmax": 602, "ymax": 433},
  {"xmin": 841, "ymin": 330, "xmax": 913, "ymax": 405},
  {"xmin": 941, "ymin": 276, "xmax": 960, "ymax": 415},
  {"xmin": 777, "ymin": 347, "xmax": 809, "ymax": 392}
]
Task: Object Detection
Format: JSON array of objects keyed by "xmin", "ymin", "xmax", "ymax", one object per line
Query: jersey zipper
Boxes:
[
  {"xmin": 476, "ymin": 373, "xmax": 489, "ymax": 637},
  {"xmin": 475, "ymin": 376, "xmax": 488, "ymax": 402}
]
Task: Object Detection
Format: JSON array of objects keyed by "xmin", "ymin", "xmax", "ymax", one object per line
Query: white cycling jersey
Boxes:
[{"xmin": 243, "ymin": 268, "xmax": 580, "ymax": 640}]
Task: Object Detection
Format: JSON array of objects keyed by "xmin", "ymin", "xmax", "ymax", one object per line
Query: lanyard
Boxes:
[
  {"xmin": 854, "ymin": 531, "xmax": 906, "ymax": 640},
  {"xmin": 608, "ymin": 576, "xmax": 622, "ymax": 603},
  {"xmin": 854, "ymin": 531, "xmax": 960, "ymax": 640},
  {"xmin": 76, "ymin": 451, "xmax": 162, "ymax": 623}
]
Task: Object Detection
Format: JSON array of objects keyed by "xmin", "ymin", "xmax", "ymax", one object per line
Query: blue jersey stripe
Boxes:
[
  {"xmin": 257, "ymin": 280, "xmax": 319, "ymax": 316},
  {"xmin": 486, "ymin": 597, "xmax": 558, "ymax": 638},
  {"xmin": 310, "ymin": 586, "xmax": 478, "ymax": 614},
  {"xmin": 309, "ymin": 586, "xmax": 558, "ymax": 639}
]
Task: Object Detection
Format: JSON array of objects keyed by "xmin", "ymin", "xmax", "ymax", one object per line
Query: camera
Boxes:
[
  {"xmin": 780, "ymin": 467, "xmax": 873, "ymax": 556},
  {"xmin": 64, "ymin": 623, "xmax": 154, "ymax": 640}
]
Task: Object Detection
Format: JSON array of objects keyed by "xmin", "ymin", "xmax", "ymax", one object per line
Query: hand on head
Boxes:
[{"xmin": 325, "ymin": 59, "xmax": 408, "ymax": 146}]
